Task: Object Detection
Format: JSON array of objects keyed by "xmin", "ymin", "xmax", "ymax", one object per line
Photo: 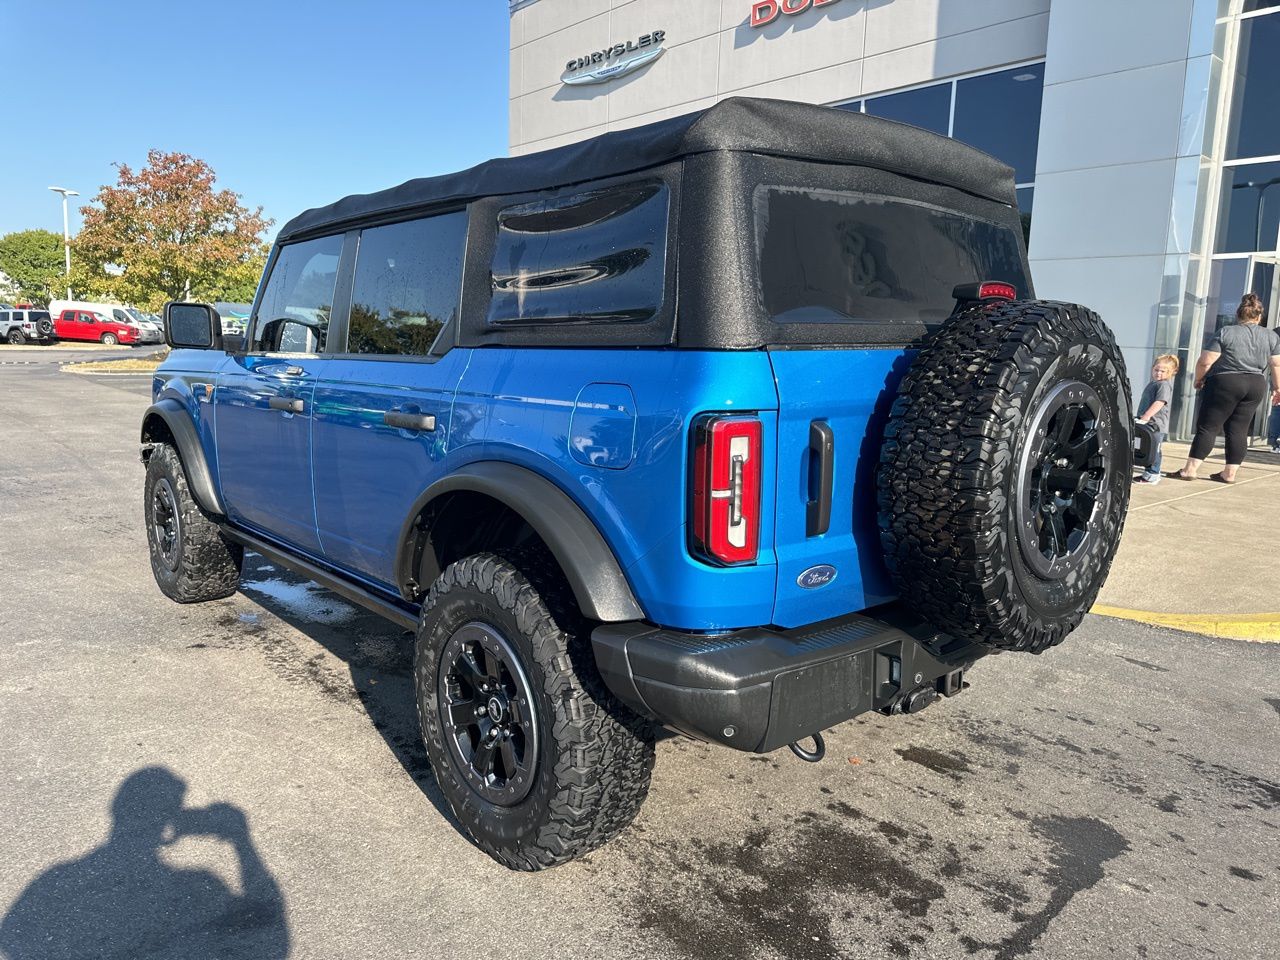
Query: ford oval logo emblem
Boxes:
[{"xmin": 797, "ymin": 564, "xmax": 837, "ymax": 589}]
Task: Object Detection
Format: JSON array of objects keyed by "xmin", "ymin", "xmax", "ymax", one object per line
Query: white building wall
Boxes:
[
  {"xmin": 509, "ymin": 0, "xmax": 1050, "ymax": 156},
  {"xmin": 1027, "ymin": 0, "xmax": 1219, "ymax": 393}
]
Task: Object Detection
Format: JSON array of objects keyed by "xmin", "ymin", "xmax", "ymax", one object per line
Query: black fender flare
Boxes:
[
  {"xmin": 394, "ymin": 462, "xmax": 645, "ymax": 623},
  {"xmin": 140, "ymin": 398, "xmax": 225, "ymax": 516}
]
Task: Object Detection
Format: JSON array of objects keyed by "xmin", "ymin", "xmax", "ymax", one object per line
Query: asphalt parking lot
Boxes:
[{"xmin": 1, "ymin": 362, "xmax": 1277, "ymax": 960}]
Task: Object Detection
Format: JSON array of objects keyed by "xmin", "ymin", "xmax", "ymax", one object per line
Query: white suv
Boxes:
[{"xmin": 0, "ymin": 309, "xmax": 57, "ymax": 345}]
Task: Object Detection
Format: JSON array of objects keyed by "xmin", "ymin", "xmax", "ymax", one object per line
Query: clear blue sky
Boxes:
[{"xmin": 0, "ymin": 0, "xmax": 510, "ymax": 240}]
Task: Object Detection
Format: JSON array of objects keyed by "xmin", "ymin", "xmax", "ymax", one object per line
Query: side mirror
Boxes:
[{"xmin": 164, "ymin": 301, "xmax": 223, "ymax": 350}]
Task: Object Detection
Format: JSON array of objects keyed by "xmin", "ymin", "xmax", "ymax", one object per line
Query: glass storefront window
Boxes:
[
  {"xmin": 864, "ymin": 85, "xmax": 949, "ymax": 136},
  {"xmin": 1242, "ymin": 1, "xmax": 1280, "ymax": 13},
  {"xmin": 1204, "ymin": 258, "xmax": 1250, "ymax": 342},
  {"xmin": 1215, "ymin": 160, "xmax": 1280, "ymax": 253},
  {"xmin": 1225, "ymin": 11, "xmax": 1280, "ymax": 161},
  {"xmin": 953, "ymin": 64, "xmax": 1045, "ymax": 185}
]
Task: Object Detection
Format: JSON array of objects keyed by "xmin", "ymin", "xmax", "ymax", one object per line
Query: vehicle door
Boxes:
[
  {"xmin": 759, "ymin": 181, "xmax": 1032, "ymax": 628},
  {"xmin": 310, "ymin": 211, "xmax": 471, "ymax": 586},
  {"xmin": 215, "ymin": 234, "xmax": 345, "ymax": 556},
  {"xmin": 54, "ymin": 310, "xmax": 85, "ymax": 340}
]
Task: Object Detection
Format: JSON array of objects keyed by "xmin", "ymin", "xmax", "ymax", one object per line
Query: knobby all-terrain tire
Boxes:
[
  {"xmin": 7, "ymin": 329, "xmax": 25, "ymax": 345},
  {"xmin": 144, "ymin": 443, "xmax": 243, "ymax": 603},
  {"xmin": 415, "ymin": 552, "xmax": 655, "ymax": 870},
  {"xmin": 878, "ymin": 300, "xmax": 1133, "ymax": 654}
]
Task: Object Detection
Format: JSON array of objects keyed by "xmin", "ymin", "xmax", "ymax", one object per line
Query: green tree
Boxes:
[
  {"xmin": 0, "ymin": 229, "xmax": 66, "ymax": 304},
  {"xmin": 74, "ymin": 150, "xmax": 272, "ymax": 311}
]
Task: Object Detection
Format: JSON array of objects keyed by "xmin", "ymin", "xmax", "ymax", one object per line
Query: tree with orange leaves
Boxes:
[{"xmin": 73, "ymin": 150, "xmax": 272, "ymax": 311}]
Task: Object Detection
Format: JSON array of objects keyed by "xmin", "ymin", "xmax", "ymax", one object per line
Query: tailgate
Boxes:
[{"xmin": 768, "ymin": 348, "xmax": 908, "ymax": 628}]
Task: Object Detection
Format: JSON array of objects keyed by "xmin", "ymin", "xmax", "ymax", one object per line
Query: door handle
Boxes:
[
  {"xmin": 806, "ymin": 420, "xmax": 834, "ymax": 537},
  {"xmin": 384, "ymin": 410, "xmax": 436, "ymax": 432},
  {"xmin": 258, "ymin": 362, "xmax": 304, "ymax": 376},
  {"xmin": 269, "ymin": 396, "xmax": 305, "ymax": 414}
]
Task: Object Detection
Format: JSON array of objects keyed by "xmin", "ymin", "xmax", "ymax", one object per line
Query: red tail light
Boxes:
[
  {"xmin": 953, "ymin": 281, "xmax": 1017, "ymax": 303},
  {"xmin": 691, "ymin": 415, "xmax": 762, "ymax": 565}
]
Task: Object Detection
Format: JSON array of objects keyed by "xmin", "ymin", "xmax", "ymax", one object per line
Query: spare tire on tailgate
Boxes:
[{"xmin": 878, "ymin": 300, "xmax": 1132, "ymax": 654}]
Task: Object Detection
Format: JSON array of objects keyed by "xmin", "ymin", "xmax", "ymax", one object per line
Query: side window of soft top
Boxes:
[
  {"xmin": 250, "ymin": 234, "xmax": 344, "ymax": 353},
  {"xmin": 347, "ymin": 210, "xmax": 468, "ymax": 357}
]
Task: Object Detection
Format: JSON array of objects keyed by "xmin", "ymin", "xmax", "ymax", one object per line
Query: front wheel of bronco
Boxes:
[
  {"xmin": 878, "ymin": 300, "xmax": 1133, "ymax": 654},
  {"xmin": 144, "ymin": 444, "xmax": 243, "ymax": 603},
  {"xmin": 415, "ymin": 553, "xmax": 655, "ymax": 870}
]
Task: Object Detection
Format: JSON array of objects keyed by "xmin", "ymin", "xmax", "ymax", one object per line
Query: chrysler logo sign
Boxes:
[
  {"xmin": 751, "ymin": 0, "xmax": 843, "ymax": 28},
  {"xmin": 562, "ymin": 30, "xmax": 666, "ymax": 86}
]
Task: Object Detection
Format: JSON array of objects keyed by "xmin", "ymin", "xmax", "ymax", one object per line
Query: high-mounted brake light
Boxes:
[
  {"xmin": 953, "ymin": 281, "xmax": 1017, "ymax": 303},
  {"xmin": 691, "ymin": 415, "xmax": 762, "ymax": 565}
]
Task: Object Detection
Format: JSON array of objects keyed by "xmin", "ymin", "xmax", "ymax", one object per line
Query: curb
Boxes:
[
  {"xmin": 1091, "ymin": 604, "xmax": 1280, "ymax": 643},
  {"xmin": 61, "ymin": 366, "xmax": 158, "ymax": 376}
]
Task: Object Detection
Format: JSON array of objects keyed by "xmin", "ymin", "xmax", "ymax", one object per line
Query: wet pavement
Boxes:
[{"xmin": 0, "ymin": 364, "xmax": 1276, "ymax": 960}]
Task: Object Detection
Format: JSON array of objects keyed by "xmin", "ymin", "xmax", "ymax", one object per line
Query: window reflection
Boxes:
[
  {"xmin": 864, "ymin": 85, "xmax": 949, "ymax": 136},
  {"xmin": 348, "ymin": 213, "xmax": 467, "ymax": 356},
  {"xmin": 1016, "ymin": 186, "xmax": 1034, "ymax": 246},
  {"xmin": 253, "ymin": 235, "xmax": 342, "ymax": 352},
  {"xmin": 1225, "ymin": 12, "xmax": 1280, "ymax": 161},
  {"xmin": 1216, "ymin": 160, "xmax": 1280, "ymax": 254},
  {"xmin": 954, "ymin": 64, "xmax": 1044, "ymax": 185}
]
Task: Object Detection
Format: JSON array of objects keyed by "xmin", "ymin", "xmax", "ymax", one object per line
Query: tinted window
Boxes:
[
  {"xmin": 348, "ymin": 212, "xmax": 467, "ymax": 356},
  {"xmin": 1016, "ymin": 186, "xmax": 1034, "ymax": 245},
  {"xmin": 30, "ymin": 311, "xmax": 49, "ymax": 322},
  {"xmin": 864, "ymin": 85, "xmax": 950, "ymax": 136},
  {"xmin": 1226, "ymin": 12, "xmax": 1280, "ymax": 161},
  {"xmin": 253, "ymin": 235, "xmax": 343, "ymax": 352},
  {"xmin": 754, "ymin": 186, "xmax": 1029, "ymax": 326},
  {"xmin": 487, "ymin": 181, "xmax": 668, "ymax": 328},
  {"xmin": 1215, "ymin": 159, "xmax": 1280, "ymax": 253},
  {"xmin": 954, "ymin": 64, "xmax": 1044, "ymax": 184}
]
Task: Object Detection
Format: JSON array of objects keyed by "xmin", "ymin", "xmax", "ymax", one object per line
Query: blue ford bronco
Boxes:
[{"xmin": 143, "ymin": 99, "xmax": 1148, "ymax": 870}]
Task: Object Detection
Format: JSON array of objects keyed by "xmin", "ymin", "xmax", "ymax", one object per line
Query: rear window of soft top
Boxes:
[{"xmin": 754, "ymin": 186, "xmax": 1028, "ymax": 326}]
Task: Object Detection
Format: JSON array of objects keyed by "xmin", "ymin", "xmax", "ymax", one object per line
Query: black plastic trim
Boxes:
[
  {"xmin": 393, "ymin": 462, "xmax": 644, "ymax": 623},
  {"xmin": 592, "ymin": 605, "xmax": 984, "ymax": 753},
  {"xmin": 224, "ymin": 527, "xmax": 419, "ymax": 632},
  {"xmin": 806, "ymin": 420, "xmax": 834, "ymax": 537},
  {"xmin": 140, "ymin": 399, "xmax": 225, "ymax": 516}
]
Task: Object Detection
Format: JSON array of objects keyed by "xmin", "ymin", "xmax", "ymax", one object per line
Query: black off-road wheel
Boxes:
[
  {"xmin": 878, "ymin": 300, "xmax": 1133, "ymax": 654},
  {"xmin": 7, "ymin": 329, "xmax": 25, "ymax": 345},
  {"xmin": 415, "ymin": 552, "xmax": 655, "ymax": 870},
  {"xmin": 144, "ymin": 444, "xmax": 243, "ymax": 603}
]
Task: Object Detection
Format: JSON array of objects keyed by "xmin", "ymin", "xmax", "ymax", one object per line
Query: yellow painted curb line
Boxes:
[{"xmin": 1091, "ymin": 604, "xmax": 1280, "ymax": 643}]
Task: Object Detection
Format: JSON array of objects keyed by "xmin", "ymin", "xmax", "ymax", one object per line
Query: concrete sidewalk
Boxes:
[{"xmin": 1094, "ymin": 438, "xmax": 1280, "ymax": 639}]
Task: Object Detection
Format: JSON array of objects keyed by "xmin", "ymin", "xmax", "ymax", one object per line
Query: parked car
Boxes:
[
  {"xmin": 141, "ymin": 98, "xmax": 1147, "ymax": 870},
  {"xmin": 0, "ymin": 308, "xmax": 57, "ymax": 344},
  {"xmin": 47, "ymin": 300, "xmax": 161, "ymax": 344},
  {"xmin": 52, "ymin": 308, "xmax": 139, "ymax": 345}
]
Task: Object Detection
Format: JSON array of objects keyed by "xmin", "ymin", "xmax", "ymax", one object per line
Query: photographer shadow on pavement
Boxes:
[{"xmin": 0, "ymin": 767, "xmax": 288, "ymax": 960}]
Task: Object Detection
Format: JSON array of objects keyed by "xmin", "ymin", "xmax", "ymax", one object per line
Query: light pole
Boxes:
[{"xmin": 48, "ymin": 186, "xmax": 78, "ymax": 300}]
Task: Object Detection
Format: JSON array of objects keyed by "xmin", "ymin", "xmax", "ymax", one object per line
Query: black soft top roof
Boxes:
[{"xmin": 278, "ymin": 97, "xmax": 1015, "ymax": 241}]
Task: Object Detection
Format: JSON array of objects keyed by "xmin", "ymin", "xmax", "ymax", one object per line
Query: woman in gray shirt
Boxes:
[{"xmin": 1170, "ymin": 294, "xmax": 1280, "ymax": 482}]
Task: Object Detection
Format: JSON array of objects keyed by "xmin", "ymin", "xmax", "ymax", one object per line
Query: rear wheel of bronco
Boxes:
[
  {"xmin": 878, "ymin": 301, "xmax": 1132, "ymax": 654},
  {"xmin": 415, "ymin": 553, "xmax": 654, "ymax": 870},
  {"xmin": 144, "ymin": 444, "xmax": 243, "ymax": 603}
]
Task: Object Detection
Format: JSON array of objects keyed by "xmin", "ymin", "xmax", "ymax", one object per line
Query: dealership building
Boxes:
[{"xmin": 509, "ymin": 0, "xmax": 1279, "ymax": 438}]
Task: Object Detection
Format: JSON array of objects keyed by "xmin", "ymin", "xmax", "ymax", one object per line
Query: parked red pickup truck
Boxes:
[{"xmin": 53, "ymin": 309, "xmax": 139, "ymax": 345}]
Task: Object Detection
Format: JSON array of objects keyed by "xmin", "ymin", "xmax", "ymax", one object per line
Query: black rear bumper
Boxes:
[{"xmin": 591, "ymin": 605, "xmax": 985, "ymax": 753}]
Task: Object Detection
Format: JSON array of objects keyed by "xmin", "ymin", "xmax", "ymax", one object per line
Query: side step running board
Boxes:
[{"xmin": 222, "ymin": 527, "xmax": 420, "ymax": 632}]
